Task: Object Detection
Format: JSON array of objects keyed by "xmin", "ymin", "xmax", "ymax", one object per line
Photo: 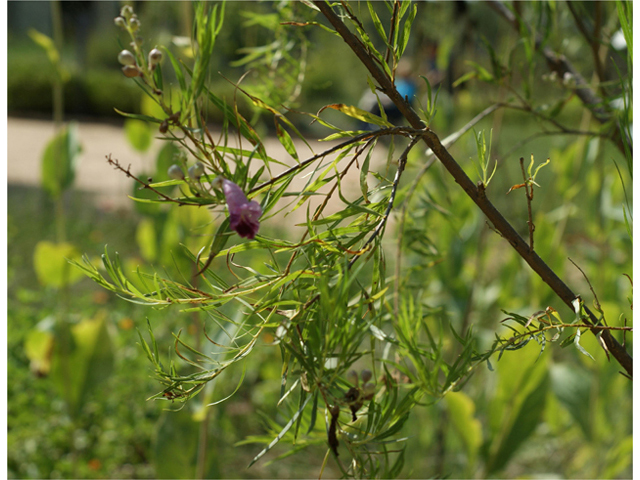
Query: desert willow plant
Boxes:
[{"xmin": 74, "ymin": 2, "xmax": 631, "ymax": 477}]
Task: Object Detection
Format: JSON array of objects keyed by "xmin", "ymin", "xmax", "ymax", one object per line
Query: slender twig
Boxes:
[
  {"xmin": 496, "ymin": 102, "xmax": 609, "ymax": 139},
  {"xmin": 248, "ymin": 126, "xmax": 419, "ymax": 195},
  {"xmin": 499, "ymin": 128, "xmax": 610, "ymax": 165},
  {"xmin": 566, "ymin": 2, "xmax": 605, "ymax": 87},
  {"xmin": 315, "ymin": 0, "xmax": 632, "ymax": 378},
  {"xmin": 385, "ymin": 1, "xmax": 400, "ymax": 68},
  {"xmin": 349, "ymin": 134, "xmax": 424, "ymax": 268},
  {"xmin": 568, "ymin": 257, "xmax": 606, "ymax": 325},
  {"xmin": 106, "ymin": 154, "xmax": 206, "ymax": 206},
  {"xmin": 518, "ymin": 157, "xmax": 535, "ymax": 252}
]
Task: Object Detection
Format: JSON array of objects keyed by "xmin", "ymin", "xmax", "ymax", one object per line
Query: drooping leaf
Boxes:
[
  {"xmin": 33, "ymin": 241, "xmax": 84, "ymax": 288},
  {"xmin": 486, "ymin": 372, "xmax": 550, "ymax": 474},
  {"xmin": 550, "ymin": 364, "xmax": 593, "ymax": 440},
  {"xmin": 445, "ymin": 391, "xmax": 482, "ymax": 467},
  {"xmin": 41, "ymin": 123, "xmax": 81, "ymax": 198},
  {"xmin": 124, "ymin": 119, "xmax": 153, "ymax": 152},
  {"xmin": 24, "ymin": 318, "xmax": 56, "ymax": 376},
  {"xmin": 50, "ymin": 316, "xmax": 115, "ymax": 419}
]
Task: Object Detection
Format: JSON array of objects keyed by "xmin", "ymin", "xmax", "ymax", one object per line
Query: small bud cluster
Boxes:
[
  {"xmin": 114, "ymin": 5, "xmax": 163, "ymax": 81},
  {"xmin": 347, "ymin": 368, "xmax": 375, "ymax": 396},
  {"xmin": 168, "ymin": 161, "xmax": 206, "ymax": 182},
  {"xmin": 188, "ymin": 162, "xmax": 205, "ymax": 180},
  {"xmin": 168, "ymin": 164, "xmax": 184, "ymax": 180},
  {"xmin": 159, "ymin": 110, "xmax": 181, "ymax": 134},
  {"xmin": 148, "ymin": 48, "xmax": 163, "ymax": 67}
]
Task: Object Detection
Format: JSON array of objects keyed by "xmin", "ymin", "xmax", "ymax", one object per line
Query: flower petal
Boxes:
[{"xmin": 220, "ymin": 179, "xmax": 262, "ymax": 239}]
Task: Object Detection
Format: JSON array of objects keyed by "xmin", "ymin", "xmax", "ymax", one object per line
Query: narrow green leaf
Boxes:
[
  {"xmin": 161, "ymin": 46, "xmax": 187, "ymax": 94},
  {"xmin": 398, "ymin": 4, "xmax": 417, "ymax": 58},
  {"xmin": 573, "ymin": 328, "xmax": 595, "ymax": 361},
  {"xmin": 248, "ymin": 394, "xmax": 312, "ymax": 467},
  {"xmin": 368, "ymin": 2, "xmax": 387, "ymax": 42},
  {"xmin": 41, "ymin": 123, "xmax": 81, "ymax": 198},
  {"xmin": 486, "ymin": 373, "xmax": 549, "ymax": 474},
  {"xmin": 360, "ymin": 143, "xmax": 374, "ymax": 203},
  {"xmin": 275, "ymin": 120, "xmax": 299, "ymax": 163},
  {"xmin": 114, "ymin": 108, "xmax": 163, "ymax": 124}
]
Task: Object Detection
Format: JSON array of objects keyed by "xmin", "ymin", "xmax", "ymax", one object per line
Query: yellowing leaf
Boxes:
[
  {"xmin": 318, "ymin": 103, "xmax": 393, "ymax": 127},
  {"xmin": 446, "ymin": 391, "xmax": 482, "ymax": 467},
  {"xmin": 33, "ymin": 241, "xmax": 84, "ymax": 288}
]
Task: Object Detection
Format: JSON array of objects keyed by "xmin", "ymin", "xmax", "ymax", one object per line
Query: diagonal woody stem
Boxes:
[{"xmin": 313, "ymin": 0, "xmax": 632, "ymax": 378}]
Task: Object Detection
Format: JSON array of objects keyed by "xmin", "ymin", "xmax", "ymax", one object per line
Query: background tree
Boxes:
[{"xmin": 9, "ymin": 1, "xmax": 631, "ymax": 478}]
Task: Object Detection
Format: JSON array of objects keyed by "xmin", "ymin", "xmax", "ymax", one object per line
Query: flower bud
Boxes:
[
  {"xmin": 562, "ymin": 72, "xmax": 575, "ymax": 87},
  {"xmin": 148, "ymin": 48, "xmax": 163, "ymax": 66},
  {"xmin": 217, "ymin": 178, "xmax": 262, "ymax": 239},
  {"xmin": 114, "ymin": 16, "xmax": 126, "ymax": 28},
  {"xmin": 346, "ymin": 370, "xmax": 359, "ymax": 386},
  {"xmin": 360, "ymin": 369, "xmax": 372, "ymax": 383},
  {"xmin": 121, "ymin": 65, "xmax": 141, "ymax": 78},
  {"xmin": 117, "ymin": 50, "xmax": 136, "ymax": 66},
  {"xmin": 188, "ymin": 162, "xmax": 205, "ymax": 179},
  {"xmin": 168, "ymin": 164, "xmax": 184, "ymax": 180},
  {"xmin": 120, "ymin": 5, "xmax": 133, "ymax": 20},
  {"xmin": 129, "ymin": 16, "xmax": 140, "ymax": 32}
]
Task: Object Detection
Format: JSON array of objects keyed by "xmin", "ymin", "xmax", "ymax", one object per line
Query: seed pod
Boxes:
[
  {"xmin": 360, "ymin": 369, "xmax": 372, "ymax": 383},
  {"xmin": 168, "ymin": 164, "xmax": 184, "ymax": 180},
  {"xmin": 328, "ymin": 405, "xmax": 340, "ymax": 456},
  {"xmin": 346, "ymin": 370, "xmax": 359, "ymax": 386},
  {"xmin": 121, "ymin": 65, "xmax": 141, "ymax": 78},
  {"xmin": 117, "ymin": 50, "xmax": 136, "ymax": 66},
  {"xmin": 148, "ymin": 48, "xmax": 163, "ymax": 66},
  {"xmin": 159, "ymin": 120, "xmax": 168, "ymax": 134},
  {"xmin": 362, "ymin": 382, "xmax": 376, "ymax": 399}
]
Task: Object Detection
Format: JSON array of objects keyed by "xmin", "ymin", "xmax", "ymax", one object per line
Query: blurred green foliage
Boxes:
[{"xmin": 8, "ymin": 1, "xmax": 632, "ymax": 479}]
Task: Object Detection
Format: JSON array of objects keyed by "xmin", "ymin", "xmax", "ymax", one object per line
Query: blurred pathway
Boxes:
[
  {"xmin": 9, "ymin": 117, "xmax": 170, "ymax": 209},
  {"xmin": 7, "ymin": 117, "xmax": 391, "ymax": 228}
]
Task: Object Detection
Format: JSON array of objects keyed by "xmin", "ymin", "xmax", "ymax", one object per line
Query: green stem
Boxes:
[
  {"xmin": 51, "ymin": 0, "xmax": 64, "ymax": 127},
  {"xmin": 196, "ymin": 407, "xmax": 211, "ymax": 478},
  {"xmin": 55, "ymin": 196, "xmax": 66, "ymax": 244}
]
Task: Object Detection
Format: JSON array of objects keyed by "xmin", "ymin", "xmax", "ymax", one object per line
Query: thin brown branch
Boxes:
[
  {"xmin": 389, "ymin": 104, "xmax": 499, "ymax": 314},
  {"xmin": 248, "ymin": 126, "xmax": 418, "ymax": 196},
  {"xmin": 519, "ymin": 157, "xmax": 535, "ymax": 252},
  {"xmin": 106, "ymin": 154, "xmax": 205, "ymax": 207},
  {"xmin": 315, "ymin": 0, "xmax": 632, "ymax": 378},
  {"xmin": 385, "ymin": 1, "xmax": 400, "ymax": 68},
  {"xmin": 566, "ymin": 1, "xmax": 606, "ymax": 87},
  {"xmin": 349, "ymin": 133, "xmax": 424, "ymax": 268},
  {"xmin": 496, "ymin": 102, "xmax": 609, "ymax": 139}
]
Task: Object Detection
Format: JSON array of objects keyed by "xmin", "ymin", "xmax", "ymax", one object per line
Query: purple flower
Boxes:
[{"xmin": 220, "ymin": 178, "xmax": 262, "ymax": 239}]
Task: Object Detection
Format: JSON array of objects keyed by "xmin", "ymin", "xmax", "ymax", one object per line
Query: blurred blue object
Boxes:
[{"xmin": 358, "ymin": 61, "xmax": 417, "ymax": 129}]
